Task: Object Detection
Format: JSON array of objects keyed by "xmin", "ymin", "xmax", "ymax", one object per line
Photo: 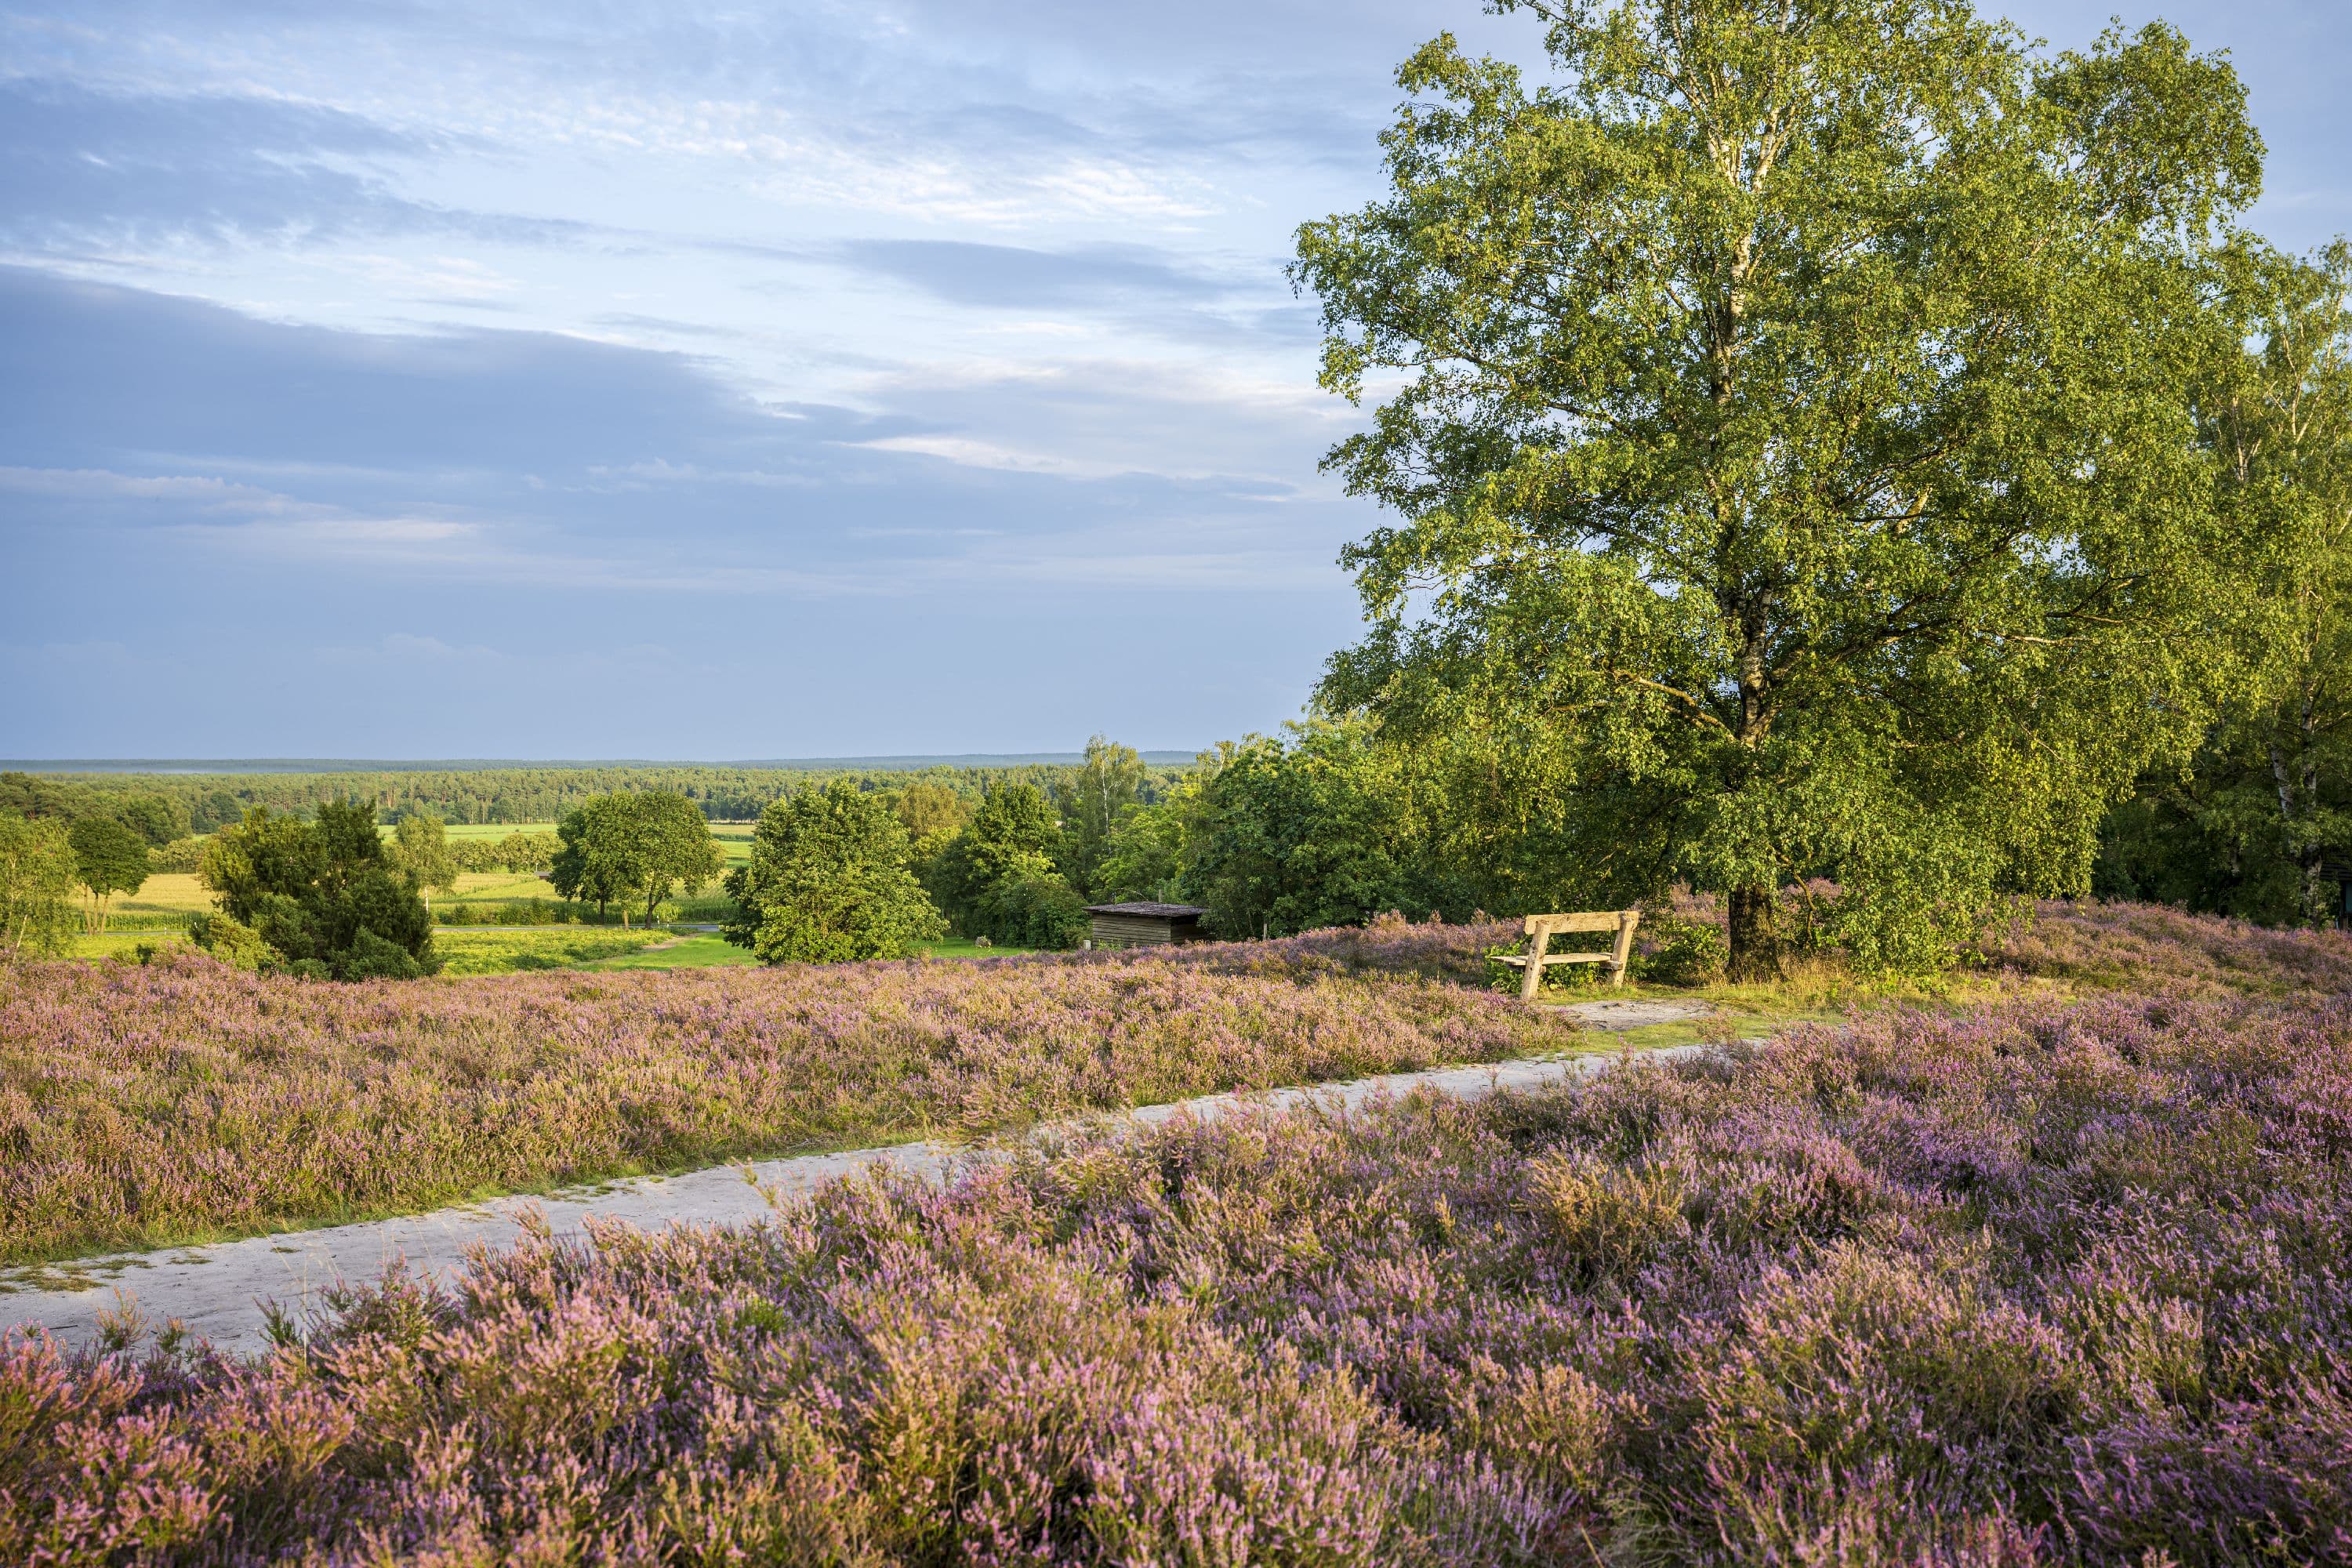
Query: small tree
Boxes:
[
  {"xmin": 550, "ymin": 796, "xmax": 644, "ymax": 924},
  {"xmin": 199, "ymin": 800, "xmax": 437, "ymax": 978},
  {"xmin": 724, "ymin": 782, "xmax": 945, "ymax": 963},
  {"xmin": 891, "ymin": 782, "xmax": 970, "ymax": 841},
  {"xmin": 1053, "ymin": 735, "xmax": 1145, "ymax": 895},
  {"xmin": 388, "ymin": 814, "xmax": 462, "ymax": 918},
  {"xmin": 496, "ymin": 830, "xmax": 562, "ymax": 873},
  {"xmin": 0, "ymin": 809, "xmax": 78, "ymax": 957},
  {"xmin": 633, "ymin": 792, "xmax": 724, "ymax": 923},
  {"xmin": 67, "ymin": 816, "xmax": 149, "ymax": 932}
]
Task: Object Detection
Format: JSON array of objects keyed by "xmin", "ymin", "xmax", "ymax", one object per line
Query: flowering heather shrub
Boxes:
[
  {"xmin": 1977, "ymin": 898, "xmax": 2352, "ymax": 999},
  {"xmin": 1177, "ymin": 909, "xmax": 1524, "ymax": 985},
  {"xmin": 0, "ymin": 944, "xmax": 1574, "ymax": 1265},
  {"xmin": 4, "ymin": 989, "xmax": 2349, "ymax": 1563}
]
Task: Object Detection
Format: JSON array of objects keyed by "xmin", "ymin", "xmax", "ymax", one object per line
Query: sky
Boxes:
[{"xmin": 2, "ymin": 1, "xmax": 2346, "ymax": 761}]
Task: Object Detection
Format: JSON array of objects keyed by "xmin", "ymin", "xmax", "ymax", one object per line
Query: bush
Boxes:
[
  {"xmin": 185, "ymin": 912, "xmax": 270, "ymax": 971},
  {"xmin": 199, "ymin": 800, "xmax": 439, "ymax": 978},
  {"xmin": 1633, "ymin": 911, "xmax": 1728, "ymax": 986},
  {"xmin": 980, "ymin": 871, "xmax": 1090, "ymax": 950},
  {"xmin": 437, "ymin": 898, "xmax": 572, "ymax": 927},
  {"xmin": 724, "ymin": 783, "xmax": 945, "ymax": 963},
  {"xmin": 339, "ymin": 927, "xmax": 427, "ymax": 981},
  {"xmin": 0, "ymin": 811, "xmax": 78, "ymax": 958}
]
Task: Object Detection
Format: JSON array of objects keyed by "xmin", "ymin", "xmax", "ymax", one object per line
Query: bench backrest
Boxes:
[{"xmin": 1523, "ymin": 911, "xmax": 1632, "ymax": 935}]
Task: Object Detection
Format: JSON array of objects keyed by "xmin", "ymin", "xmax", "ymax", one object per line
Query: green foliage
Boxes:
[
  {"xmin": 0, "ymin": 809, "xmax": 78, "ymax": 958},
  {"xmin": 387, "ymin": 815, "xmax": 462, "ymax": 913},
  {"xmin": 927, "ymin": 782, "xmax": 1093, "ymax": 948},
  {"xmin": 1294, "ymin": 4, "xmax": 2272, "ymax": 975},
  {"xmin": 889, "ymin": 782, "xmax": 970, "ymax": 841},
  {"xmin": 550, "ymin": 793, "xmax": 723, "ymax": 925},
  {"xmin": 66, "ymin": 815, "xmax": 148, "ymax": 930},
  {"xmin": 1052, "ymin": 735, "xmax": 1145, "ymax": 895},
  {"xmin": 978, "ymin": 871, "xmax": 1090, "ymax": 950},
  {"xmin": 723, "ymin": 782, "xmax": 946, "ymax": 964},
  {"xmin": 1188, "ymin": 722, "xmax": 1479, "ymax": 939},
  {"xmin": 191, "ymin": 789, "xmax": 244, "ymax": 833},
  {"xmin": 466, "ymin": 830, "xmax": 561, "ymax": 873},
  {"xmin": 5, "ymin": 760, "xmax": 1191, "ymax": 833},
  {"xmin": 1633, "ymin": 912, "xmax": 1730, "ymax": 988},
  {"xmin": 2096, "ymin": 241, "xmax": 2352, "ymax": 927},
  {"xmin": 0, "ymin": 773, "xmax": 187, "ymax": 847},
  {"xmin": 184, "ymin": 912, "xmax": 270, "ymax": 971},
  {"xmin": 149, "ymin": 837, "xmax": 207, "ymax": 875},
  {"xmin": 198, "ymin": 800, "xmax": 438, "ymax": 979}
]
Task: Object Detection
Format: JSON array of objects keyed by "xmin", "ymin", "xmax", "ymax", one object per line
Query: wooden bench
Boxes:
[{"xmin": 1495, "ymin": 910, "xmax": 1640, "ymax": 1000}]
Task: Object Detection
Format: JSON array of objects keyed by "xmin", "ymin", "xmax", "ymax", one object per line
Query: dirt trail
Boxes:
[{"xmin": 0, "ymin": 1005, "xmax": 1730, "ymax": 1356}]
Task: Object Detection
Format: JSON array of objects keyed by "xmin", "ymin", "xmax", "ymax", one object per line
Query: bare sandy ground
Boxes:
[{"xmin": 0, "ymin": 1001, "xmax": 1724, "ymax": 1356}]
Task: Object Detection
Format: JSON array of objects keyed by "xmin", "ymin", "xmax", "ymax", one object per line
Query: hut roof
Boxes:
[{"xmin": 1083, "ymin": 902, "xmax": 1210, "ymax": 920}]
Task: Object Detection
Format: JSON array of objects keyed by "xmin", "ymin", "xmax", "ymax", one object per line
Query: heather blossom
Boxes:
[{"xmin": 4, "ymin": 982, "xmax": 2350, "ymax": 1563}]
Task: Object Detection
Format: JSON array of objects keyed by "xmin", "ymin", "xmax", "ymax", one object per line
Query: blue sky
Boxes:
[{"xmin": 2, "ymin": 1, "xmax": 2344, "ymax": 760}]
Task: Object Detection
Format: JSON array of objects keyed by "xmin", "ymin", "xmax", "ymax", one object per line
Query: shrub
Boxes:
[
  {"xmin": 183, "ymin": 912, "xmax": 270, "ymax": 971},
  {"xmin": 0, "ymin": 810, "xmax": 78, "ymax": 958},
  {"xmin": 199, "ymin": 800, "xmax": 438, "ymax": 978},
  {"xmin": 5, "ymin": 988, "xmax": 2352, "ymax": 1562},
  {"xmin": 724, "ymin": 783, "xmax": 944, "ymax": 963},
  {"xmin": 978, "ymin": 869, "xmax": 1090, "ymax": 950},
  {"xmin": 1633, "ymin": 911, "xmax": 1728, "ymax": 986}
]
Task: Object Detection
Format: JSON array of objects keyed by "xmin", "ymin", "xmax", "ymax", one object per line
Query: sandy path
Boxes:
[{"xmin": 0, "ymin": 1004, "xmax": 1724, "ymax": 1356}]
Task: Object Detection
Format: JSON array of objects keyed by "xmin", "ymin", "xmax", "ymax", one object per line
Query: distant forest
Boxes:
[{"xmin": 4, "ymin": 763, "xmax": 1194, "ymax": 833}]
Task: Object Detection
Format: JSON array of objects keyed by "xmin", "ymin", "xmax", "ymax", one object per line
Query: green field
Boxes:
[
  {"xmin": 434, "ymin": 927, "xmax": 677, "ymax": 975},
  {"xmin": 583, "ymin": 935, "xmax": 757, "ymax": 970},
  {"xmin": 66, "ymin": 921, "xmax": 1029, "ymax": 974}
]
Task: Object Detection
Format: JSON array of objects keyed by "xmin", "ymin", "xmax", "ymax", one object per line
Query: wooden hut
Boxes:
[{"xmin": 1083, "ymin": 902, "xmax": 1211, "ymax": 949}]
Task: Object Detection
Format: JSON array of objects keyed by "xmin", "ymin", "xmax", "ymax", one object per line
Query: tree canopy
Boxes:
[
  {"xmin": 197, "ymin": 800, "xmax": 437, "ymax": 979},
  {"xmin": 550, "ymin": 792, "xmax": 722, "ymax": 925},
  {"xmin": 2097, "ymin": 241, "xmax": 2352, "ymax": 926},
  {"xmin": 387, "ymin": 815, "xmax": 462, "ymax": 916},
  {"xmin": 67, "ymin": 816, "xmax": 148, "ymax": 931},
  {"xmin": 0, "ymin": 810, "xmax": 78, "ymax": 958},
  {"xmin": 924, "ymin": 782, "xmax": 1089, "ymax": 949},
  {"xmin": 1294, "ymin": 0, "xmax": 2273, "ymax": 974},
  {"xmin": 723, "ymin": 782, "xmax": 946, "ymax": 964}
]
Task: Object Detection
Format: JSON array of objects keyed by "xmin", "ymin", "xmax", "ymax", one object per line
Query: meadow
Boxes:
[{"xmin": 4, "ymin": 970, "xmax": 2349, "ymax": 1563}]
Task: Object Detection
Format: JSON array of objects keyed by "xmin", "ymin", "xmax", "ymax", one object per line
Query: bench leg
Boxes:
[
  {"xmin": 1519, "ymin": 919, "xmax": 1557, "ymax": 1003},
  {"xmin": 1608, "ymin": 912, "xmax": 1640, "ymax": 989}
]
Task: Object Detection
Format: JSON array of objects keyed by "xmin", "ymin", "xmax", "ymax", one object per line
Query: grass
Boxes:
[
  {"xmin": 431, "ymin": 927, "xmax": 677, "ymax": 975},
  {"xmin": 61, "ymin": 930, "xmax": 188, "ymax": 961},
  {"xmin": 582, "ymin": 934, "xmax": 755, "ymax": 969}
]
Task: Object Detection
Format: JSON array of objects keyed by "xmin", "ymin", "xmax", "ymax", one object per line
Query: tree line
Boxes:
[{"xmin": 2, "ymin": 762, "xmax": 1188, "ymax": 833}]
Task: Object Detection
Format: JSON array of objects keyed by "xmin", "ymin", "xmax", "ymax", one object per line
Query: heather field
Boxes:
[
  {"xmin": 0, "ymin": 931, "xmax": 1584, "ymax": 1265},
  {"xmin": 5, "ymin": 984, "xmax": 2350, "ymax": 1563}
]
